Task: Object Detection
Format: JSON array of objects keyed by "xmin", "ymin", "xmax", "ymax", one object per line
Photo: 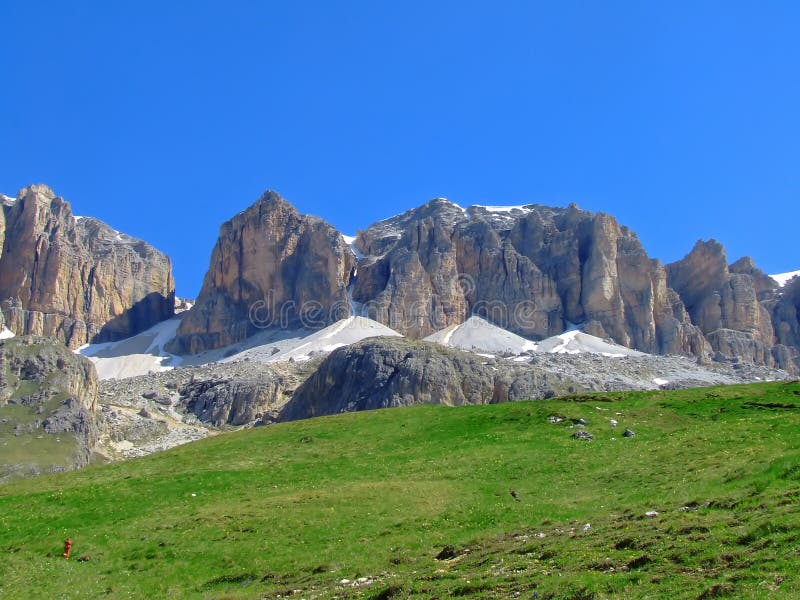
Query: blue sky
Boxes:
[{"xmin": 1, "ymin": 1, "xmax": 798, "ymax": 297}]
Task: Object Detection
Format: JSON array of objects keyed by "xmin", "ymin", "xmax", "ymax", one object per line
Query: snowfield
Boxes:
[
  {"xmin": 78, "ymin": 317, "xmax": 184, "ymax": 380},
  {"xmin": 771, "ymin": 270, "xmax": 800, "ymax": 287},
  {"xmin": 226, "ymin": 316, "xmax": 402, "ymax": 363},
  {"xmin": 77, "ymin": 315, "xmax": 403, "ymax": 380},
  {"xmin": 423, "ymin": 316, "xmax": 537, "ymax": 354},
  {"xmin": 535, "ymin": 329, "xmax": 643, "ymax": 357},
  {"xmin": 78, "ymin": 309, "xmax": 650, "ymax": 381},
  {"xmin": 423, "ymin": 316, "xmax": 641, "ymax": 358}
]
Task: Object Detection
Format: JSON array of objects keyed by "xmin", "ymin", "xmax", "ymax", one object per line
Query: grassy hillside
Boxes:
[{"xmin": 1, "ymin": 381, "xmax": 799, "ymax": 598}]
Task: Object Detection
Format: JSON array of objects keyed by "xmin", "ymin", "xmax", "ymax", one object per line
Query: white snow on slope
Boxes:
[
  {"xmin": 342, "ymin": 235, "xmax": 364, "ymax": 260},
  {"xmin": 227, "ymin": 316, "xmax": 403, "ymax": 364},
  {"xmin": 474, "ymin": 205, "xmax": 532, "ymax": 213},
  {"xmin": 425, "ymin": 317, "xmax": 642, "ymax": 358},
  {"xmin": 74, "ymin": 311, "xmax": 402, "ymax": 380},
  {"xmin": 1, "ymin": 193, "xmax": 15, "ymax": 206},
  {"xmin": 423, "ymin": 316, "xmax": 537, "ymax": 354},
  {"xmin": 78, "ymin": 317, "xmax": 184, "ymax": 380},
  {"xmin": 0, "ymin": 326, "xmax": 15, "ymax": 340},
  {"xmin": 771, "ymin": 270, "xmax": 800, "ymax": 287},
  {"xmin": 536, "ymin": 329, "xmax": 643, "ymax": 357}
]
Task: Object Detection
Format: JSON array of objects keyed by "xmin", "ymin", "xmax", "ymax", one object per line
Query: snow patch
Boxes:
[
  {"xmin": 0, "ymin": 326, "xmax": 15, "ymax": 340},
  {"xmin": 224, "ymin": 316, "xmax": 403, "ymax": 364},
  {"xmin": 653, "ymin": 378, "xmax": 669, "ymax": 386},
  {"xmin": 771, "ymin": 270, "xmax": 800, "ymax": 287},
  {"xmin": 473, "ymin": 204, "xmax": 533, "ymax": 214},
  {"xmin": 342, "ymin": 234, "xmax": 364, "ymax": 260},
  {"xmin": 425, "ymin": 317, "xmax": 643, "ymax": 358},
  {"xmin": 536, "ymin": 330, "xmax": 642, "ymax": 357},
  {"xmin": 424, "ymin": 316, "xmax": 538, "ymax": 355},
  {"xmin": 78, "ymin": 317, "xmax": 184, "ymax": 380}
]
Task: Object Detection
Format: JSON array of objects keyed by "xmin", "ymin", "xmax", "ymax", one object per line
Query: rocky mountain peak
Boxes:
[
  {"xmin": 729, "ymin": 256, "xmax": 778, "ymax": 299},
  {"xmin": 0, "ymin": 185, "xmax": 175, "ymax": 348},
  {"xmin": 168, "ymin": 191, "xmax": 356, "ymax": 354},
  {"xmin": 164, "ymin": 190, "xmax": 797, "ymax": 372}
]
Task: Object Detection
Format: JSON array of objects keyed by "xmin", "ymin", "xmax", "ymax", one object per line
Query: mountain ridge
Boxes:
[
  {"xmin": 173, "ymin": 190, "xmax": 799, "ymax": 373},
  {"xmin": 0, "ymin": 185, "xmax": 175, "ymax": 348}
]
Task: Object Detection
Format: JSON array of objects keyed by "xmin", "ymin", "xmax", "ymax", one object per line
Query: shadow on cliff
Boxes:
[{"xmin": 93, "ymin": 292, "xmax": 175, "ymax": 344}]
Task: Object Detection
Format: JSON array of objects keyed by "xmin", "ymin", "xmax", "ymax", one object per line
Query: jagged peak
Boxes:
[
  {"xmin": 256, "ymin": 189, "xmax": 287, "ymax": 204},
  {"xmin": 19, "ymin": 183, "xmax": 56, "ymax": 199}
]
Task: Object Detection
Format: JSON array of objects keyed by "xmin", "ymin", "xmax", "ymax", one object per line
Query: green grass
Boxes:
[{"xmin": 1, "ymin": 381, "xmax": 799, "ymax": 598}]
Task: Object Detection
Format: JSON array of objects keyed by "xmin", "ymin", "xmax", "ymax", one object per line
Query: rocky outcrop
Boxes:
[
  {"xmin": 280, "ymin": 336, "xmax": 789, "ymax": 421},
  {"xmin": 180, "ymin": 372, "xmax": 289, "ymax": 426},
  {"xmin": 352, "ymin": 200, "xmax": 471, "ymax": 338},
  {"xmin": 351, "ymin": 200, "xmax": 708, "ymax": 358},
  {"xmin": 770, "ymin": 277, "xmax": 800, "ymax": 370},
  {"xmin": 666, "ymin": 241, "xmax": 780, "ymax": 367},
  {"xmin": 0, "ymin": 185, "xmax": 175, "ymax": 348},
  {"xmin": 0, "ymin": 336, "xmax": 99, "ymax": 480},
  {"xmin": 281, "ymin": 338, "xmax": 579, "ymax": 421},
  {"xmin": 173, "ymin": 191, "xmax": 798, "ymax": 371},
  {"xmin": 169, "ymin": 191, "xmax": 355, "ymax": 354},
  {"xmin": 729, "ymin": 256, "xmax": 779, "ymax": 301}
]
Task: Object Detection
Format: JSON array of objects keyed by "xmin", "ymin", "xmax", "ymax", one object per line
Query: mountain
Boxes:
[
  {"xmin": 167, "ymin": 191, "xmax": 355, "ymax": 354},
  {"xmin": 666, "ymin": 242, "xmax": 780, "ymax": 367},
  {"xmin": 2, "ymin": 185, "xmax": 796, "ymax": 480},
  {"xmin": 0, "ymin": 185, "xmax": 175, "ymax": 348},
  {"xmin": 173, "ymin": 192, "xmax": 799, "ymax": 373}
]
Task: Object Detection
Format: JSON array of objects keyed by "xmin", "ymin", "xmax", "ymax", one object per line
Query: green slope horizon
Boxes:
[{"xmin": 1, "ymin": 381, "xmax": 799, "ymax": 599}]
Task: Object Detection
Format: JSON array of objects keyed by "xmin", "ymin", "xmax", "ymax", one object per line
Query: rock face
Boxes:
[
  {"xmin": 665, "ymin": 241, "xmax": 796, "ymax": 370},
  {"xmin": 280, "ymin": 338, "xmax": 577, "ymax": 421},
  {"xmin": 175, "ymin": 191, "xmax": 799, "ymax": 372},
  {"xmin": 352, "ymin": 200, "xmax": 708, "ymax": 358},
  {"xmin": 280, "ymin": 336, "xmax": 789, "ymax": 421},
  {"xmin": 180, "ymin": 371, "xmax": 290, "ymax": 426},
  {"xmin": 0, "ymin": 336, "xmax": 99, "ymax": 480},
  {"xmin": 0, "ymin": 185, "xmax": 175, "ymax": 348},
  {"xmin": 169, "ymin": 191, "xmax": 356, "ymax": 354}
]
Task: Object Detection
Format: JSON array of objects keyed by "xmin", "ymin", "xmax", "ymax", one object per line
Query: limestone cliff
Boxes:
[
  {"xmin": 173, "ymin": 191, "xmax": 797, "ymax": 372},
  {"xmin": 0, "ymin": 185, "xmax": 175, "ymax": 348},
  {"xmin": 666, "ymin": 241, "xmax": 782, "ymax": 367},
  {"xmin": 352, "ymin": 200, "xmax": 708, "ymax": 357},
  {"xmin": 168, "ymin": 191, "xmax": 355, "ymax": 354}
]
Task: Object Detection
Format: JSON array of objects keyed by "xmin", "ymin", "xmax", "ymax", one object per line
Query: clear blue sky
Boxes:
[{"xmin": 1, "ymin": 1, "xmax": 798, "ymax": 297}]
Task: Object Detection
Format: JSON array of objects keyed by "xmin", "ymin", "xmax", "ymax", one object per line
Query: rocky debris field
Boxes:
[
  {"xmin": 94, "ymin": 357, "xmax": 324, "ymax": 461},
  {"xmin": 280, "ymin": 337, "xmax": 789, "ymax": 420},
  {"xmin": 94, "ymin": 335, "xmax": 790, "ymax": 460}
]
